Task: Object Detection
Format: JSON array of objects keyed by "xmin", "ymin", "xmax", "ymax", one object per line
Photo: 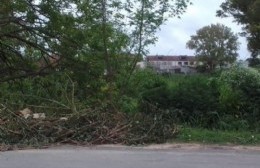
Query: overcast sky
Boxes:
[{"xmin": 148, "ymin": 0, "xmax": 250, "ymax": 60}]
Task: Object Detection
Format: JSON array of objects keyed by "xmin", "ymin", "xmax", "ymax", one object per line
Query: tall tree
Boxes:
[
  {"xmin": 217, "ymin": 0, "xmax": 260, "ymax": 61},
  {"xmin": 186, "ymin": 23, "xmax": 239, "ymax": 71}
]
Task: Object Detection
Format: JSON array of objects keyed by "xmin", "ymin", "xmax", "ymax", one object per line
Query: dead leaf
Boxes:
[
  {"xmin": 59, "ymin": 117, "xmax": 68, "ymax": 121},
  {"xmin": 19, "ymin": 108, "xmax": 32, "ymax": 119},
  {"xmin": 33, "ymin": 113, "xmax": 46, "ymax": 119}
]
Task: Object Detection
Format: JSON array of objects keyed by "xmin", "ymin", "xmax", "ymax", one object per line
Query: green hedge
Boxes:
[{"xmin": 135, "ymin": 67, "xmax": 260, "ymax": 131}]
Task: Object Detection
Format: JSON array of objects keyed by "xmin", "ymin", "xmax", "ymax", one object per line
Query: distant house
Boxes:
[
  {"xmin": 145, "ymin": 55, "xmax": 197, "ymax": 74},
  {"xmin": 136, "ymin": 61, "xmax": 146, "ymax": 69}
]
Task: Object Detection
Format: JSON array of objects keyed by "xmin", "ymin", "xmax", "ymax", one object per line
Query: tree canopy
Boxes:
[
  {"xmin": 0, "ymin": 0, "xmax": 80, "ymax": 81},
  {"xmin": 0, "ymin": 0, "xmax": 191, "ymax": 82},
  {"xmin": 186, "ymin": 23, "xmax": 239, "ymax": 71},
  {"xmin": 217, "ymin": 0, "xmax": 260, "ymax": 60}
]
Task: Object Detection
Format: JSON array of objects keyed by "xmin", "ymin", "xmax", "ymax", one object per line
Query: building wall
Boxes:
[
  {"xmin": 136, "ymin": 62, "xmax": 146, "ymax": 69},
  {"xmin": 137, "ymin": 56, "xmax": 198, "ymax": 74},
  {"xmin": 148, "ymin": 60, "xmax": 195, "ymax": 68}
]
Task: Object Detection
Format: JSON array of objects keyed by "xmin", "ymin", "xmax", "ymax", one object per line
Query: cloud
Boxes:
[{"xmin": 148, "ymin": 0, "xmax": 250, "ymax": 60}]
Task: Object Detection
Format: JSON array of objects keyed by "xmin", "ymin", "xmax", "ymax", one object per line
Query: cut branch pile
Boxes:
[{"xmin": 0, "ymin": 104, "xmax": 178, "ymax": 149}]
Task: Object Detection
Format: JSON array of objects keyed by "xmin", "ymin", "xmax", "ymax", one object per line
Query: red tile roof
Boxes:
[{"xmin": 146, "ymin": 55, "xmax": 196, "ymax": 62}]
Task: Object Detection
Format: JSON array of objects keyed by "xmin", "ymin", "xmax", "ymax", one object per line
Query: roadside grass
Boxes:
[{"xmin": 174, "ymin": 127, "xmax": 260, "ymax": 145}]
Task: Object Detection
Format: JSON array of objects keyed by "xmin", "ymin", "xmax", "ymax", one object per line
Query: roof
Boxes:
[{"xmin": 146, "ymin": 55, "xmax": 196, "ymax": 62}]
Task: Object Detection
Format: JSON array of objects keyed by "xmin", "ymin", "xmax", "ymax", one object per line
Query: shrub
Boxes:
[
  {"xmin": 168, "ymin": 75, "xmax": 219, "ymax": 128},
  {"xmin": 118, "ymin": 96, "xmax": 138, "ymax": 114},
  {"xmin": 218, "ymin": 83, "xmax": 243, "ymax": 116},
  {"xmin": 116, "ymin": 69, "xmax": 168, "ymax": 114},
  {"xmin": 218, "ymin": 66, "xmax": 260, "ymax": 130}
]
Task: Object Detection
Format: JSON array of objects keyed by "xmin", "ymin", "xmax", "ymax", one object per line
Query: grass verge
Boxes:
[{"xmin": 174, "ymin": 127, "xmax": 260, "ymax": 145}]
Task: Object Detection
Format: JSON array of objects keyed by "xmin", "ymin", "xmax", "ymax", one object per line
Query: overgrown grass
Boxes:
[{"xmin": 175, "ymin": 126, "xmax": 260, "ymax": 145}]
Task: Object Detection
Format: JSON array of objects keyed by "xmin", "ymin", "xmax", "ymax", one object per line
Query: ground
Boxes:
[{"xmin": 1, "ymin": 144, "xmax": 260, "ymax": 168}]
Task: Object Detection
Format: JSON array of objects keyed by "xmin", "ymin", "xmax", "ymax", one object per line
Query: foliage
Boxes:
[
  {"xmin": 0, "ymin": 70, "xmax": 183, "ymax": 146},
  {"xmin": 132, "ymin": 73, "xmax": 219, "ymax": 128},
  {"xmin": 116, "ymin": 69, "xmax": 167, "ymax": 114},
  {"xmin": 0, "ymin": 0, "xmax": 79, "ymax": 81},
  {"xmin": 0, "ymin": 0, "xmax": 193, "ymax": 147},
  {"xmin": 1, "ymin": 66, "xmax": 260, "ymax": 147},
  {"xmin": 133, "ymin": 69, "xmax": 260, "ymax": 132},
  {"xmin": 186, "ymin": 23, "xmax": 239, "ymax": 71},
  {"xmin": 0, "ymin": 69, "xmax": 178, "ymax": 147},
  {"xmin": 217, "ymin": 0, "xmax": 260, "ymax": 59},
  {"xmin": 167, "ymin": 75, "xmax": 219, "ymax": 128},
  {"xmin": 0, "ymin": 99, "xmax": 178, "ymax": 147},
  {"xmin": 2, "ymin": 0, "xmax": 260, "ymax": 147},
  {"xmin": 176, "ymin": 127, "xmax": 260, "ymax": 145},
  {"xmin": 0, "ymin": 0, "xmax": 191, "ymax": 82},
  {"xmin": 218, "ymin": 66, "xmax": 260, "ymax": 93},
  {"xmin": 218, "ymin": 66, "xmax": 260, "ymax": 130},
  {"xmin": 247, "ymin": 57, "xmax": 260, "ymax": 67}
]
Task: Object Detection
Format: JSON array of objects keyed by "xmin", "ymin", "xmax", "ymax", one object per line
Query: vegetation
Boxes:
[
  {"xmin": 0, "ymin": 0, "xmax": 191, "ymax": 82},
  {"xmin": 0, "ymin": 0, "xmax": 259, "ymax": 148},
  {"xmin": 176, "ymin": 127, "xmax": 260, "ymax": 145},
  {"xmin": 0, "ymin": 0, "xmax": 191, "ymax": 147},
  {"xmin": 217, "ymin": 0, "xmax": 260, "ymax": 66},
  {"xmin": 1, "ymin": 65, "xmax": 260, "ymax": 147},
  {"xmin": 139, "ymin": 67, "xmax": 260, "ymax": 132},
  {"xmin": 186, "ymin": 23, "xmax": 239, "ymax": 71}
]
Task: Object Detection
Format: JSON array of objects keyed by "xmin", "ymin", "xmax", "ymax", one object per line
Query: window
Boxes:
[
  {"xmin": 180, "ymin": 56, "xmax": 187, "ymax": 60},
  {"xmin": 175, "ymin": 68, "xmax": 181, "ymax": 73},
  {"xmin": 178, "ymin": 62, "xmax": 182, "ymax": 65},
  {"xmin": 184, "ymin": 62, "xmax": 188, "ymax": 66},
  {"xmin": 190, "ymin": 61, "xmax": 194, "ymax": 65}
]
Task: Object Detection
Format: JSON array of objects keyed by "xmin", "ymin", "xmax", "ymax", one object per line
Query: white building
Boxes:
[
  {"xmin": 146, "ymin": 55, "xmax": 197, "ymax": 74},
  {"xmin": 136, "ymin": 61, "xmax": 146, "ymax": 69}
]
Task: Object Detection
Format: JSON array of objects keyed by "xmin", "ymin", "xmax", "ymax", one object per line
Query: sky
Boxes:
[{"xmin": 148, "ymin": 0, "xmax": 250, "ymax": 60}]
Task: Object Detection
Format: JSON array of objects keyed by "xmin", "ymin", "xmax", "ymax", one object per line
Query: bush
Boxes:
[
  {"xmin": 134, "ymin": 74, "xmax": 220, "ymax": 128},
  {"xmin": 133, "ymin": 69, "xmax": 260, "ymax": 131},
  {"xmin": 218, "ymin": 83, "xmax": 243, "ymax": 116},
  {"xmin": 118, "ymin": 96, "xmax": 138, "ymax": 114},
  {"xmin": 0, "ymin": 69, "xmax": 179, "ymax": 146},
  {"xmin": 168, "ymin": 75, "xmax": 219, "ymax": 128},
  {"xmin": 116, "ymin": 69, "xmax": 168, "ymax": 114},
  {"xmin": 218, "ymin": 66, "xmax": 260, "ymax": 130}
]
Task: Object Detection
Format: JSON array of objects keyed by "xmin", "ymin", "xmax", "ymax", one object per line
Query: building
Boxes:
[
  {"xmin": 146, "ymin": 55, "xmax": 197, "ymax": 74},
  {"xmin": 136, "ymin": 61, "xmax": 146, "ymax": 69}
]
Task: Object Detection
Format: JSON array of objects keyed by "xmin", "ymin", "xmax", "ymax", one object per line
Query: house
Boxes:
[
  {"xmin": 145, "ymin": 55, "xmax": 197, "ymax": 74},
  {"xmin": 136, "ymin": 61, "xmax": 146, "ymax": 69}
]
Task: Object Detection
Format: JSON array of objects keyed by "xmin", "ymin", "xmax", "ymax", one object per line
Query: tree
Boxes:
[
  {"xmin": 186, "ymin": 23, "xmax": 239, "ymax": 71},
  {"xmin": 217, "ymin": 0, "xmax": 260, "ymax": 60},
  {"xmin": 247, "ymin": 57, "xmax": 260, "ymax": 67},
  {"xmin": 0, "ymin": 0, "xmax": 191, "ymax": 82},
  {"xmin": 0, "ymin": 0, "xmax": 80, "ymax": 82}
]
